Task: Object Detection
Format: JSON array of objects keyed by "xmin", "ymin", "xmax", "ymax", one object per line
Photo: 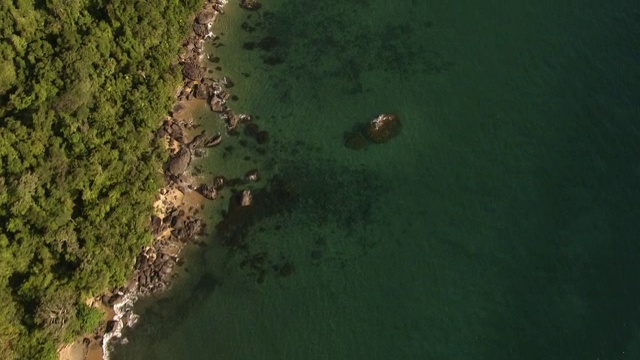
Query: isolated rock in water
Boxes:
[
  {"xmin": 204, "ymin": 133, "xmax": 223, "ymax": 147},
  {"xmin": 364, "ymin": 114, "xmax": 401, "ymax": 144},
  {"xmin": 168, "ymin": 147, "xmax": 191, "ymax": 176},
  {"xmin": 244, "ymin": 169, "xmax": 260, "ymax": 182},
  {"xmin": 240, "ymin": 189, "xmax": 252, "ymax": 206},
  {"xmin": 240, "ymin": 0, "xmax": 262, "ymax": 10},
  {"xmin": 198, "ymin": 184, "xmax": 218, "ymax": 200},
  {"xmin": 221, "ymin": 76, "xmax": 235, "ymax": 88},
  {"xmin": 213, "ymin": 176, "xmax": 226, "ymax": 190}
]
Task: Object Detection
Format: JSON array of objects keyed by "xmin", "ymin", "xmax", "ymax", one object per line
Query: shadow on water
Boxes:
[
  {"xmin": 237, "ymin": 0, "xmax": 452, "ymax": 94},
  {"xmin": 213, "ymin": 148, "xmax": 387, "ymax": 283}
]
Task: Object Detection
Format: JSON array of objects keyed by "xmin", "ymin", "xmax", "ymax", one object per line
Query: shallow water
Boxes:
[{"xmin": 113, "ymin": 1, "xmax": 640, "ymax": 359}]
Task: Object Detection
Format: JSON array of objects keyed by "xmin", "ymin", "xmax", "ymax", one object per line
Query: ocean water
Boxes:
[{"xmin": 113, "ymin": 1, "xmax": 640, "ymax": 359}]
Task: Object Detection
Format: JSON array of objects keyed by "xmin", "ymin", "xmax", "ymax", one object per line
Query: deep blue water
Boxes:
[{"xmin": 113, "ymin": 1, "xmax": 640, "ymax": 359}]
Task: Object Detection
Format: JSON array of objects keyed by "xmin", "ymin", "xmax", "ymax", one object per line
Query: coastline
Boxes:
[{"xmin": 57, "ymin": 1, "xmax": 236, "ymax": 359}]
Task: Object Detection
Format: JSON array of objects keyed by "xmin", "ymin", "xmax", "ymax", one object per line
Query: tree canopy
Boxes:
[{"xmin": 0, "ymin": 0, "xmax": 201, "ymax": 357}]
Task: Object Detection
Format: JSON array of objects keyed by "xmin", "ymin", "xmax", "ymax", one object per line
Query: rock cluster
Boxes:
[
  {"xmin": 95, "ymin": 0, "xmax": 280, "ymax": 353},
  {"xmin": 134, "ymin": 205, "xmax": 204, "ymax": 295},
  {"xmin": 125, "ymin": 0, "xmax": 228, "ymax": 298},
  {"xmin": 133, "ymin": 246, "xmax": 178, "ymax": 294},
  {"xmin": 172, "ymin": 2, "xmax": 258, "ymax": 133}
]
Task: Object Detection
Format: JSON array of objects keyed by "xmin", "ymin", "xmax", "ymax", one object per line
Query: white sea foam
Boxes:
[{"xmin": 102, "ymin": 292, "xmax": 138, "ymax": 360}]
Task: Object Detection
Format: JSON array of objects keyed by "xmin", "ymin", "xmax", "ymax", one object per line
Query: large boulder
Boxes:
[
  {"xmin": 183, "ymin": 62, "xmax": 203, "ymax": 81},
  {"xmin": 168, "ymin": 147, "xmax": 191, "ymax": 176},
  {"xmin": 363, "ymin": 114, "xmax": 401, "ymax": 144},
  {"xmin": 189, "ymin": 132, "xmax": 208, "ymax": 150},
  {"xmin": 204, "ymin": 133, "xmax": 223, "ymax": 147},
  {"xmin": 193, "ymin": 23, "xmax": 208, "ymax": 37},
  {"xmin": 196, "ymin": 11, "xmax": 215, "ymax": 24}
]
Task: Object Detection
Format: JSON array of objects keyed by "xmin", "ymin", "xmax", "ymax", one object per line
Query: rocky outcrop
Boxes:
[{"xmin": 364, "ymin": 113, "xmax": 401, "ymax": 144}]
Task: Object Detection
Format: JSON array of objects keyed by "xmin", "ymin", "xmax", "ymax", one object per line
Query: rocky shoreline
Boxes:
[{"xmin": 58, "ymin": 1, "xmax": 266, "ymax": 359}]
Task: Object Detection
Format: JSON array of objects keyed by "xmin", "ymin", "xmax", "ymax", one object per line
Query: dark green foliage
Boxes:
[{"xmin": 0, "ymin": 0, "xmax": 203, "ymax": 358}]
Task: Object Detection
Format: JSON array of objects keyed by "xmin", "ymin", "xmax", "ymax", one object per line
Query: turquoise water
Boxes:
[{"xmin": 113, "ymin": 1, "xmax": 640, "ymax": 359}]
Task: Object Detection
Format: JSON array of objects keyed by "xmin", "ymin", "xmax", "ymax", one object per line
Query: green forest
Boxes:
[{"xmin": 0, "ymin": 0, "xmax": 202, "ymax": 358}]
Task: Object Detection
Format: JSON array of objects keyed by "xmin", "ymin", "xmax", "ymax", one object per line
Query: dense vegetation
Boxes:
[{"xmin": 0, "ymin": 0, "xmax": 202, "ymax": 357}]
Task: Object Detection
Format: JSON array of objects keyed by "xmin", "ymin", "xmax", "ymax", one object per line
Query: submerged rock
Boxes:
[
  {"xmin": 344, "ymin": 131, "xmax": 369, "ymax": 150},
  {"xmin": 240, "ymin": 0, "xmax": 262, "ymax": 11},
  {"xmin": 255, "ymin": 130, "xmax": 270, "ymax": 144},
  {"xmin": 244, "ymin": 123, "xmax": 259, "ymax": 136},
  {"xmin": 204, "ymin": 133, "xmax": 223, "ymax": 147}
]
